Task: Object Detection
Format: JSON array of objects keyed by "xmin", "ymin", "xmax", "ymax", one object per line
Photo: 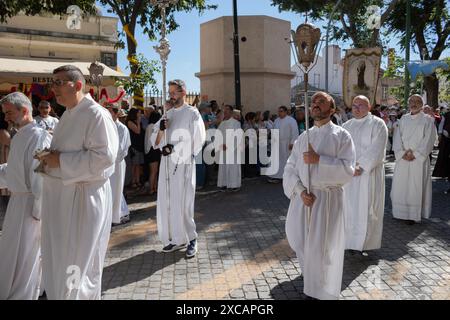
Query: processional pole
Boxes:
[{"xmin": 290, "ymin": 21, "xmax": 322, "ymax": 229}]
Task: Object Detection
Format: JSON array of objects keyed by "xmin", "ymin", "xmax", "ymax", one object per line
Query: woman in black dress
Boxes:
[{"xmin": 145, "ymin": 110, "xmax": 162, "ymax": 194}]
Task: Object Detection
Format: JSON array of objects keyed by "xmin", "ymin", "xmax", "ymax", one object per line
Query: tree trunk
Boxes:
[
  {"xmin": 126, "ymin": 27, "xmax": 144, "ymax": 109},
  {"xmin": 424, "ymin": 73, "xmax": 439, "ymax": 108}
]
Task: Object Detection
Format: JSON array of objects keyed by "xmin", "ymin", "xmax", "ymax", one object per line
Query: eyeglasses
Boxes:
[
  {"xmin": 51, "ymin": 79, "xmax": 73, "ymax": 87},
  {"xmin": 168, "ymin": 90, "xmax": 183, "ymax": 96},
  {"xmin": 352, "ymin": 104, "xmax": 366, "ymax": 109}
]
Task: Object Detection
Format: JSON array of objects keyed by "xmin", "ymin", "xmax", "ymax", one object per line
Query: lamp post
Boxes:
[
  {"xmin": 232, "ymin": 0, "xmax": 242, "ymax": 109},
  {"xmin": 88, "ymin": 61, "xmax": 104, "ymax": 102},
  {"xmin": 291, "ymin": 22, "xmax": 322, "ymax": 228},
  {"xmin": 151, "ymin": 0, "xmax": 178, "ymax": 108},
  {"xmin": 151, "ymin": 0, "xmax": 178, "ymax": 241},
  {"xmin": 404, "ymin": 0, "xmax": 411, "ymax": 105}
]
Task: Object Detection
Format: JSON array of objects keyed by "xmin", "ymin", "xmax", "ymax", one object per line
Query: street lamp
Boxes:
[
  {"xmin": 291, "ymin": 22, "xmax": 322, "ymax": 228},
  {"xmin": 88, "ymin": 61, "xmax": 105, "ymax": 101},
  {"xmin": 151, "ymin": 0, "xmax": 178, "ymax": 108}
]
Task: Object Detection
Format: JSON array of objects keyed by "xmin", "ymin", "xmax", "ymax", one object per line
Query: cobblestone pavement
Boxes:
[
  {"xmin": 0, "ymin": 154, "xmax": 448, "ymax": 300},
  {"xmin": 101, "ymin": 153, "xmax": 450, "ymax": 300}
]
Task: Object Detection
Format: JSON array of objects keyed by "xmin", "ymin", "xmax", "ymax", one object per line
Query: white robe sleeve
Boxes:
[
  {"xmin": 316, "ymin": 130, "xmax": 356, "ymax": 185},
  {"xmin": 118, "ymin": 127, "xmax": 131, "ymax": 162},
  {"xmin": 283, "ymin": 137, "xmax": 306, "ymax": 199},
  {"xmin": 0, "ymin": 163, "xmax": 7, "ymax": 188},
  {"xmin": 150, "ymin": 119, "xmax": 164, "ymax": 150},
  {"xmin": 392, "ymin": 118, "xmax": 405, "ymax": 161},
  {"xmin": 145, "ymin": 124, "xmax": 154, "ymax": 154},
  {"xmin": 214, "ymin": 122, "xmax": 225, "ymax": 153},
  {"xmin": 192, "ymin": 109, "xmax": 206, "ymax": 156},
  {"xmin": 290, "ymin": 118, "xmax": 299, "ymax": 145},
  {"xmin": 412, "ymin": 118, "xmax": 437, "ymax": 162},
  {"xmin": 358, "ymin": 119, "xmax": 388, "ymax": 172},
  {"xmin": 438, "ymin": 117, "xmax": 445, "ymax": 134},
  {"xmin": 59, "ymin": 112, "xmax": 118, "ymax": 185},
  {"xmin": 30, "ymin": 132, "xmax": 52, "ymax": 220}
]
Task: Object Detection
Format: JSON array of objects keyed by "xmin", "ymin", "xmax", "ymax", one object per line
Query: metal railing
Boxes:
[{"xmin": 127, "ymin": 89, "xmax": 200, "ymax": 107}]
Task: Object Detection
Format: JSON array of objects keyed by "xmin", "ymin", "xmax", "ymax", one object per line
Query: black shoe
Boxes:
[
  {"xmin": 120, "ymin": 215, "xmax": 130, "ymax": 224},
  {"xmin": 445, "ymin": 188, "xmax": 450, "ymax": 194},
  {"xmin": 162, "ymin": 243, "xmax": 186, "ymax": 253},
  {"xmin": 185, "ymin": 239, "xmax": 197, "ymax": 258},
  {"xmin": 406, "ymin": 220, "xmax": 416, "ymax": 225}
]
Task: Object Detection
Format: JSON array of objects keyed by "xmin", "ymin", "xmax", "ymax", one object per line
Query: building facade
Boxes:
[{"xmin": 196, "ymin": 16, "xmax": 295, "ymax": 114}]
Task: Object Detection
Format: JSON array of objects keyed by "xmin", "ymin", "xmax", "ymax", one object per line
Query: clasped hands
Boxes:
[
  {"xmin": 402, "ymin": 149, "xmax": 416, "ymax": 162},
  {"xmin": 34, "ymin": 149, "xmax": 60, "ymax": 168}
]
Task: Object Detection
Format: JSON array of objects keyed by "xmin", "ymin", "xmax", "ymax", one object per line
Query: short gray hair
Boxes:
[
  {"xmin": 168, "ymin": 79, "xmax": 187, "ymax": 92},
  {"xmin": 0, "ymin": 92, "xmax": 33, "ymax": 114},
  {"xmin": 39, "ymin": 100, "xmax": 51, "ymax": 108},
  {"xmin": 408, "ymin": 94, "xmax": 424, "ymax": 105},
  {"xmin": 353, "ymin": 95, "xmax": 371, "ymax": 107}
]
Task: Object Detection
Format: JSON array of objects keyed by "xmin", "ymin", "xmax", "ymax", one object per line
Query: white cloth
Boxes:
[
  {"xmin": 145, "ymin": 123, "xmax": 155, "ymax": 154},
  {"xmin": 271, "ymin": 116, "xmax": 299, "ymax": 179},
  {"xmin": 34, "ymin": 116, "xmax": 59, "ymax": 131},
  {"xmin": 391, "ymin": 112, "xmax": 437, "ymax": 221},
  {"xmin": 40, "ymin": 94, "xmax": 119, "ymax": 300},
  {"xmin": 0, "ymin": 122, "xmax": 51, "ymax": 300},
  {"xmin": 216, "ymin": 118, "xmax": 242, "ymax": 189},
  {"xmin": 342, "ymin": 114, "xmax": 388, "ymax": 251},
  {"xmin": 111, "ymin": 120, "xmax": 131, "ymax": 224},
  {"xmin": 151, "ymin": 104, "xmax": 206, "ymax": 246},
  {"xmin": 283, "ymin": 122, "xmax": 355, "ymax": 300}
]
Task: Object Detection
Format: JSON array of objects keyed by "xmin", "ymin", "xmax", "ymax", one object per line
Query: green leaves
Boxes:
[
  {"xmin": 0, "ymin": 0, "xmax": 96, "ymax": 23},
  {"xmin": 115, "ymin": 54, "xmax": 161, "ymax": 96},
  {"xmin": 271, "ymin": 0, "xmax": 397, "ymax": 48}
]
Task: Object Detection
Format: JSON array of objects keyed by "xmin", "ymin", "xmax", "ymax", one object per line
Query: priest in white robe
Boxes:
[
  {"xmin": 0, "ymin": 92, "xmax": 52, "ymax": 300},
  {"xmin": 107, "ymin": 104, "xmax": 131, "ymax": 225},
  {"xmin": 151, "ymin": 79, "xmax": 206, "ymax": 258},
  {"xmin": 39, "ymin": 65, "xmax": 118, "ymax": 300},
  {"xmin": 283, "ymin": 92, "xmax": 355, "ymax": 300},
  {"xmin": 342, "ymin": 95, "xmax": 388, "ymax": 252},
  {"xmin": 391, "ymin": 94, "xmax": 437, "ymax": 223},
  {"xmin": 216, "ymin": 105, "xmax": 243, "ymax": 191},
  {"xmin": 269, "ymin": 106, "xmax": 299, "ymax": 181}
]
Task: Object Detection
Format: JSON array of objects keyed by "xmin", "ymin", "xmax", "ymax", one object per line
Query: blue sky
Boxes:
[{"xmin": 98, "ymin": 0, "xmax": 443, "ymax": 92}]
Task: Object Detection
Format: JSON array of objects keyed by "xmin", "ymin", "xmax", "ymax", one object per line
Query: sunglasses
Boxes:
[{"xmin": 51, "ymin": 79, "xmax": 73, "ymax": 86}]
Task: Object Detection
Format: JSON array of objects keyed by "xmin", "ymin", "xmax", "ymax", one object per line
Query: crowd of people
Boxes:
[{"xmin": 0, "ymin": 65, "xmax": 449, "ymax": 300}]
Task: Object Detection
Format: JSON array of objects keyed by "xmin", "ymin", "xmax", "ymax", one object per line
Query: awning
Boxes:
[{"xmin": 0, "ymin": 56, "xmax": 127, "ymax": 86}]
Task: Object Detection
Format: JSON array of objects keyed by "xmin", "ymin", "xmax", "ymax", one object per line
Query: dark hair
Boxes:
[
  {"xmin": 52, "ymin": 65, "xmax": 86, "ymax": 86},
  {"xmin": 279, "ymin": 106, "xmax": 288, "ymax": 112},
  {"xmin": 224, "ymin": 105, "xmax": 234, "ymax": 112},
  {"xmin": 149, "ymin": 111, "xmax": 161, "ymax": 124},
  {"xmin": 0, "ymin": 112, "xmax": 8, "ymax": 130},
  {"xmin": 126, "ymin": 108, "xmax": 139, "ymax": 123}
]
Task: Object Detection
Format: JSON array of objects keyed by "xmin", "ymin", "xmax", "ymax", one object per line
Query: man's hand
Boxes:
[
  {"xmin": 288, "ymin": 144, "xmax": 293, "ymax": 151},
  {"xmin": 41, "ymin": 150, "xmax": 60, "ymax": 168},
  {"xmin": 303, "ymin": 143, "xmax": 320, "ymax": 164},
  {"xmin": 402, "ymin": 149, "xmax": 415, "ymax": 161},
  {"xmin": 160, "ymin": 119, "xmax": 168, "ymax": 131},
  {"xmin": 222, "ymin": 144, "xmax": 227, "ymax": 151},
  {"xmin": 301, "ymin": 190, "xmax": 316, "ymax": 208},
  {"xmin": 354, "ymin": 163, "xmax": 364, "ymax": 176}
]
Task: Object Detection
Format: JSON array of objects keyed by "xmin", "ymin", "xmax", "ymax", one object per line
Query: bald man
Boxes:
[{"xmin": 342, "ymin": 95, "xmax": 388, "ymax": 254}]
